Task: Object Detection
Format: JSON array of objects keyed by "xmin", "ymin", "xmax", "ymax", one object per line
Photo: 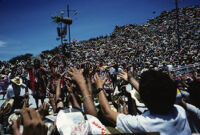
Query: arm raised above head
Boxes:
[
  {"xmin": 67, "ymin": 67, "xmax": 97, "ymax": 117},
  {"xmin": 94, "ymin": 73, "xmax": 120, "ymax": 123}
]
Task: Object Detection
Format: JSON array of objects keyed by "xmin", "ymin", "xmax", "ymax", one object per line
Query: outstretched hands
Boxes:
[
  {"xmin": 12, "ymin": 108, "xmax": 48, "ymax": 135},
  {"xmin": 0, "ymin": 105, "xmax": 11, "ymax": 123},
  {"xmin": 94, "ymin": 73, "xmax": 107, "ymax": 89},
  {"xmin": 65, "ymin": 80, "xmax": 75, "ymax": 93},
  {"xmin": 38, "ymin": 102, "xmax": 49, "ymax": 119},
  {"xmin": 118, "ymin": 71, "xmax": 128, "ymax": 81},
  {"xmin": 56, "ymin": 70, "xmax": 67, "ymax": 79},
  {"xmin": 67, "ymin": 67, "xmax": 85, "ymax": 84},
  {"xmin": 118, "ymin": 70, "xmax": 139, "ymax": 91},
  {"xmin": 118, "ymin": 70, "xmax": 133, "ymax": 82}
]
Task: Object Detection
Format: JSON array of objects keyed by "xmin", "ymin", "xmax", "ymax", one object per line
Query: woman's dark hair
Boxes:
[
  {"xmin": 139, "ymin": 70, "xmax": 177, "ymax": 114},
  {"xmin": 189, "ymin": 80, "xmax": 200, "ymax": 108}
]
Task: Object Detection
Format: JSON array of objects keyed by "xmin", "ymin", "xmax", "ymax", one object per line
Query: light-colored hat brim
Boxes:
[{"xmin": 11, "ymin": 77, "xmax": 23, "ymax": 86}]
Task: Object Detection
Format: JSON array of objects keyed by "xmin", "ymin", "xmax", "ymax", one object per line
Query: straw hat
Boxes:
[{"xmin": 11, "ymin": 77, "xmax": 23, "ymax": 86}]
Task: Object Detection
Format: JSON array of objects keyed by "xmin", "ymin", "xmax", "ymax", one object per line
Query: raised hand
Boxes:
[
  {"xmin": 38, "ymin": 102, "xmax": 49, "ymax": 119},
  {"xmin": 12, "ymin": 108, "xmax": 48, "ymax": 135},
  {"xmin": 118, "ymin": 71, "xmax": 128, "ymax": 81},
  {"xmin": 22, "ymin": 98, "xmax": 32, "ymax": 109},
  {"xmin": 0, "ymin": 105, "xmax": 11, "ymax": 123},
  {"xmin": 118, "ymin": 96, "xmax": 126, "ymax": 105},
  {"xmin": 60, "ymin": 71, "xmax": 66, "ymax": 78},
  {"xmin": 65, "ymin": 80, "xmax": 75, "ymax": 93},
  {"xmin": 94, "ymin": 73, "xmax": 107, "ymax": 89},
  {"xmin": 56, "ymin": 70, "xmax": 66, "ymax": 79},
  {"xmin": 67, "ymin": 67, "xmax": 85, "ymax": 84}
]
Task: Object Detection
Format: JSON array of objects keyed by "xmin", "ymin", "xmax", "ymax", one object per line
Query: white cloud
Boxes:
[{"xmin": 0, "ymin": 41, "xmax": 6, "ymax": 47}]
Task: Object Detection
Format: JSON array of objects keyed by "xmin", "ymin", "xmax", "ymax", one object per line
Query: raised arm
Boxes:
[
  {"xmin": 119, "ymin": 97, "xmax": 128, "ymax": 115},
  {"xmin": 94, "ymin": 73, "xmax": 119, "ymax": 124},
  {"xmin": 180, "ymin": 78, "xmax": 189, "ymax": 88},
  {"xmin": 67, "ymin": 67, "xmax": 97, "ymax": 117},
  {"xmin": 48, "ymin": 55, "xmax": 57, "ymax": 63},
  {"xmin": 56, "ymin": 78, "xmax": 64, "ymax": 108},
  {"xmin": 65, "ymin": 80, "xmax": 81, "ymax": 109},
  {"xmin": 83, "ymin": 64, "xmax": 93, "ymax": 95},
  {"xmin": 119, "ymin": 71, "xmax": 139, "ymax": 91},
  {"xmin": 86, "ymin": 76, "xmax": 93, "ymax": 95},
  {"xmin": 181, "ymin": 100, "xmax": 200, "ymax": 120}
]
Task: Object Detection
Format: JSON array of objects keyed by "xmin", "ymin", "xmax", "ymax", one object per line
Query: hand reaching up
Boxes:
[
  {"xmin": 65, "ymin": 80, "xmax": 75, "ymax": 93},
  {"xmin": 0, "ymin": 105, "xmax": 11, "ymax": 123},
  {"xmin": 67, "ymin": 67, "xmax": 85, "ymax": 84},
  {"xmin": 12, "ymin": 108, "xmax": 48, "ymax": 135},
  {"xmin": 119, "ymin": 70, "xmax": 133, "ymax": 82},
  {"xmin": 94, "ymin": 73, "xmax": 107, "ymax": 89},
  {"xmin": 38, "ymin": 102, "xmax": 49, "ymax": 119},
  {"xmin": 118, "ymin": 71, "xmax": 128, "ymax": 81}
]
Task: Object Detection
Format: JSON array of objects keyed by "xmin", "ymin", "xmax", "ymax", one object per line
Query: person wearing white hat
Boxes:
[{"xmin": 6, "ymin": 77, "xmax": 23, "ymax": 99}]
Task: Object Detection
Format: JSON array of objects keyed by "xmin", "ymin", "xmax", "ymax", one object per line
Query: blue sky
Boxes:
[{"xmin": 0, "ymin": 0, "xmax": 199, "ymax": 61}]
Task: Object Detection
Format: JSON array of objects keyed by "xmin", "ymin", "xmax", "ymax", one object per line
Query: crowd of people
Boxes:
[{"xmin": 0, "ymin": 5, "xmax": 200, "ymax": 135}]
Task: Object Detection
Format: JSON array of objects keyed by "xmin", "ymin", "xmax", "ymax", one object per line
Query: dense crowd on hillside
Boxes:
[{"xmin": 0, "ymin": 6, "xmax": 200, "ymax": 135}]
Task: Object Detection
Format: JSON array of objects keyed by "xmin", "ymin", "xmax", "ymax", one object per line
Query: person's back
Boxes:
[
  {"xmin": 117, "ymin": 104, "xmax": 190, "ymax": 135},
  {"xmin": 182, "ymin": 80, "xmax": 200, "ymax": 133},
  {"xmin": 116, "ymin": 70, "xmax": 191, "ymax": 135}
]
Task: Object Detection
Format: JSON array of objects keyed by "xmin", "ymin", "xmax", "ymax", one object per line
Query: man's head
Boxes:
[
  {"xmin": 139, "ymin": 70, "xmax": 177, "ymax": 114},
  {"xmin": 34, "ymin": 59, "xmax": 40, "ymax": 69},
  {"xmin": 27, "ymin": 58, "xmax": 31, "ymax": 64}
]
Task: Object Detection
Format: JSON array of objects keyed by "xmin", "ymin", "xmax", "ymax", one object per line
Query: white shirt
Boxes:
[
  {"xmin": 116, "ymin": 105, "xmax": 191, "ymax": 135},
  {"xmin": 6, "ymin": 84, "xmax": 15, "ymax": 98},
  {"xmin": 186, "ymin": 103, "xmax": 200, "ymax": 133}
]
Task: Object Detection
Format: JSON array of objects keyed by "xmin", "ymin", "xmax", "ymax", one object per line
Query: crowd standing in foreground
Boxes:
[{"xmin": 0, "ymin": 5, "xmax": 200, "ymax": 135}]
